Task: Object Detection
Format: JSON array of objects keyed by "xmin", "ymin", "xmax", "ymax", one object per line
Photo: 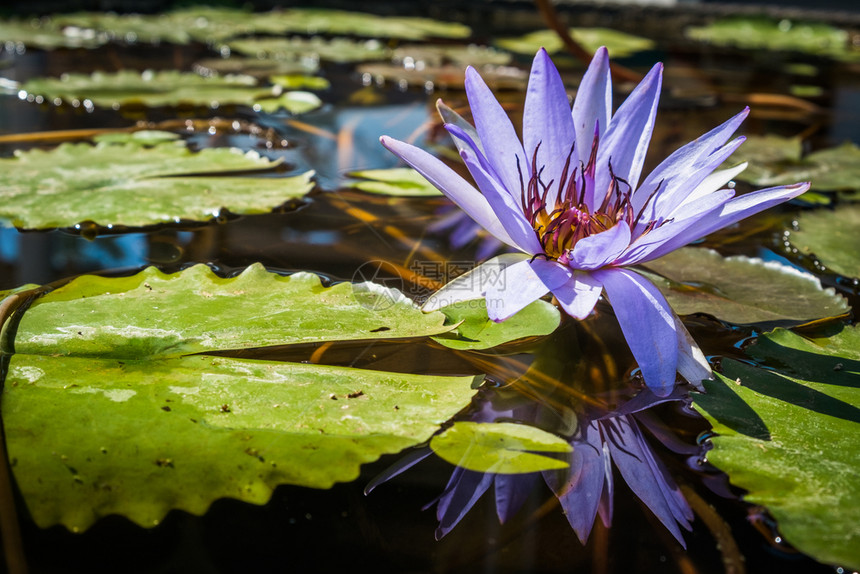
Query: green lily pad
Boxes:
[
  {"xmin": 4, "ymin": 353, "xmax": 480, "ymax": 532},
  {"xmin": 269, "ymin": 75, "xmax": 331, "ymax": 91},
  {"xmin": 641, "ymin": 247, "xmax": 849, "ymax": 325},
  {"xmin": 432, "ymin": 298, "xmax": 561, "ymax": 351},
  {"xmin": 429, "ymin": 422, "xmax": 571, "ymax": 474},
  {"xmin": 253, "ymin": 91, "xmax": 323, "ymax": 114},
  {"xmin": 347, "ymin": 168, "xmax": 442, "ymax": 197},
  {"xmin": 228, "ymin": 37, "xmax": 389, "ymax": 64},
  {"xmin": 18, "ymin": 70, "xmax": 321, "ymax": 112},
  {"xmin": 0, "ymin": 138, "xmax": 314, "ymax": 229},
  {"xmin": 392, "ymin": 44, "xmax": 512, "ymax": 67},
  {"xmin": 686, "ymin": 17, "xmax": 859, "ymax": 62},
  {"xmin": 789, "ymin": 204, "xmax": 860, "ymax": 278},
  {"xmin": 730, "ymin": 136, "xmax": 860, "ymax": 196},
  {"xmin": 692, "ymin": 325, "xmax": 860, "ymax": 570},
  {"xmin": 8, "ymin": 264, "xmax": 454, "ymax": 358},
  {"xmin": 193, "ymin": 57, "xmax": 318, "ymax": 79},
  {"xmin": 53, "ymin": 12, "xmax": 193, "ymax": 45},
  {"xmin": 495, "ymin": 27, "xmax": 654, "ymax": 58},
  {"xmin": 0, "ymin": 17, "xmax": 103, "ymax": 50},
  {"xmin": 2, "ymin": 264, "xmax": 480, "ymax": 531}
]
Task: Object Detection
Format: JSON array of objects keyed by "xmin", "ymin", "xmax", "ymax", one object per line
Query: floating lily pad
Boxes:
[
  {"xmin": 228, "ymin": 37, "xmax": 389, "ymax": 64},
  {"xmin": 2, "ymin": 264, "xmax": 481, "ymax": 531},
  {"xmin": 686, "ymin": 17, "xmax": 859, "ymax": 62},
  {"xmin": 0, "ymin": 17, "xmax": 101, "ymax": 49},
  {"xmin": 392, "ymin": 44, "xmax": 512, "ymax": 67},
  {"xmin": 495, "ymin": 27, "xmax": 654, "ymax": 58},
  {"xmin": 692, "ymin": 325, "xmax": 860, "ymax": 570},
  {"xmin": 9, "ymin": 264, "xmax": 454, "ymax": 358},
  {"xmin": 0, "ymin": 138, "xmax": 313, "ymax": 229},
  {"xmin": 429, "ymin": 422, "xmax": 571, "ymax": 474},
  {"xmin": 18, "ymin": 70, "xmax": 318, "ymax": 111},
  {"xmin": 193, "ymin": 57, "xmax": 318, "ymax": 78},
  {"xmin": 347, "ymin": 168, "xmax": 442, "ymax": 196},
  {"xmin": 269, "ymin": 75, "xmax": 330, "ymax": 90},
  {"xmin": 356, "ymin": 62, "xmax": 528, "ymax": 90},
  {"xmin": 253, "ymin": 91, "xmax": 323, "ymax": 114},
  {"xmin": 641, "ymin": 247, "xmax": 848, "ymax": 325},
  {"xmin": 730, "ymin": 136, "xmax": 860, "ymax": 196},
  {"xmin": 53, "ymin": 12, "xmax": 193, "ymax": 45},
  {"xmin": 432, "ymin": 298, "xmax": 560, "ymax": 351},
  {"xmin": 789, "ymin": 204, "xmax": 860, "ymax": 278}
]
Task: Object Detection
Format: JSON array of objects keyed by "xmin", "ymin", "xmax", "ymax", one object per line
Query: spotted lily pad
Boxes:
[
  {"xmin": 1, "ymin": 264, "xmax": 482, "ymax": 531},
  {"xmin": 788, "ymin": 204, "xmax": 860, "ymax": 278},
  {"xmin": 641, "ymin": 247, "xmax": 848, "ymax": 325},
  {"xmin": 0, "ymin": 138, "xmax": 313, "ymax": 229},
  {"xmin": 429, "ymin": 422, "xmax": 571, "ymax": 474},
  {"xmin": 495, "ymin": 27, "xmax": 654, "ymax": 58},
  {"xmin": 692, "ymin": 325, "xmax": 860, "ymax": 570}
]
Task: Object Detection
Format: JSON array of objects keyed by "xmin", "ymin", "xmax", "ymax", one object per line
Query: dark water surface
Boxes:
[{"xmin": 1, "ymin": 3, "xmax": 858, "ymax": 573}]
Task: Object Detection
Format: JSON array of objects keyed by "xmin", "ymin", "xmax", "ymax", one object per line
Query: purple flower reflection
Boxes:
[{"xmin": 367, "ymin": 388, "xmax": 700, "ymax": 546}]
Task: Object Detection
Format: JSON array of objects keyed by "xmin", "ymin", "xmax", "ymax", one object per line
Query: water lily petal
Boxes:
[
  {"xmin": 634, "ymin": 107, "xmax": 749, "ymax": 214},
  {"xmin": 636, "ymin": 136, "xmax": 746, "ymax": 229},
  {"xmin": 460, "ymin": 148, "xmax": 544, "ymax": 254},
  {"xmin": 621, "ymin": 188, "xmax": 735, "ymax": 265},
  {"xmin": 422, "ymin": 253, "xmax": 530, "ymax": 312},
  {"xmin": 639, "ymin": 182, "xmax": 810, "ymax": 262},
  {"xmin": 552, "ymin": 271, "xmax": 604, "ymax": 319},
  {"xmin": 437, "ymin": 99, "xmax": 484, "ymax": 155},
  {"xmin": 595, "ymin": 62, "xmax": 663, "ymax": 202},
  {"xmin": 603, "ymin": 416, "xmax": 691, "ymax": 546},
  {"xmin": 568, "ymin": 222, "xmax": 632, "ymax": 270},
  {"xmin": 465, "ymin": 66, "xmax": 528, "ymax": 199},
  {"xmin": 595, "ymin": 268, "xmax": 678, "ymax": 396},
  {"xmin": 572, "ymin": 46, "xmax": 611, "ymax": 165},
  {"xmin": 677, "ymin": 161, "xmax": 748, "ymax": 211},
  {"xmin": 673, "ymin": 312, "xmax": 711, "ymax": 390},
  {"xmin": 484, "ymin": 257, "xmax": 572, "ymax": 322},
  {"xmin": 379, "ymin": 136, "xmax": 517, "ymax": 247},
  {"xmin": 543, "ymin": 420, "xmax": 605, "ymax": 544},
  {"xmin": 495, "ymin": 473, "xmax": 540, "ymax": 524},
  {"xmin": 524, "ymin": 48, "xmax": 576, "ymax": 205},
  {"xmin": 435, "ymin": 467, "xmax": 494, "ymax": 539}
]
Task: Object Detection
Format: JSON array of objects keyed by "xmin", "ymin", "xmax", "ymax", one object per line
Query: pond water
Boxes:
[{"xmin": 0, "ymin": 3, "xmax": 858, "ymax": 573}]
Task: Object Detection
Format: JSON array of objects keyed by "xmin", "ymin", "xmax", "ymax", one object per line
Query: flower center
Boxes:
[{"xmin": 518, "ymin": 138, "xmax": 660, "ymax": 263}]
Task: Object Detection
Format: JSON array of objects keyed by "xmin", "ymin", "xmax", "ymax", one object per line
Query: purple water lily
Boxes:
[{"xmin": 380, "ymin": 48, "xmax": 809, "ymax": 396}]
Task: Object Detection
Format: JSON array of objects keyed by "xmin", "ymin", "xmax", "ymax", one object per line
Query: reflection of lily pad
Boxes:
[
  {"xmin": 693, "ymin": 325, "xmax": 860, "ymax": 570},
  {"xmin": 642, "ymin": 247, "xmax": 848, "ymax": 325},
  {"xmin": 228, "ymin": 37, "xmax": 389, "ymax": 64},
  {"xmin": 3, "ymin": 264, "xmax": 478, "ymax": 531},
  {"xmin": 18, "ymin": 70, "xmax": 322, "ymax": 111},
  {"xmin": 430, "ymin": 422, "xmax": 571, "ymax": 474},
  {"xmin": 730, "ymin": 136, "xmax": 860, "ymax": 196},
  {"xmin": 789, "ymin": 204, "xmax": 860, "ymax": 278},
  {"xmin": 347, "ymin": 167, "xmax": 442, "ymax": 196},
  {"xmin": 0, "ymin": 138, "xmax": 314, "ymax": 229},
  {"xmin": 686, "ymin": 17, "xmax": 859, "ymax": 61},
  {"xmin": 496, "ymin": 27, "xmax": 654, "ymax": 58}
]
